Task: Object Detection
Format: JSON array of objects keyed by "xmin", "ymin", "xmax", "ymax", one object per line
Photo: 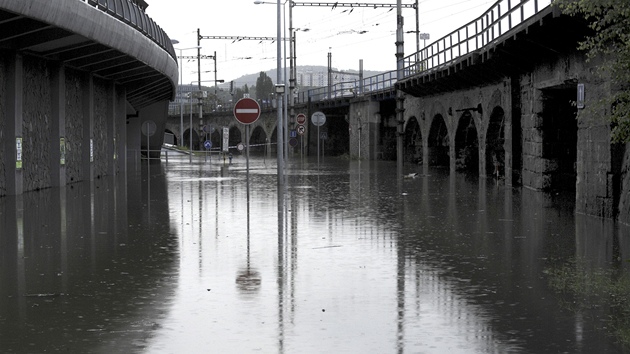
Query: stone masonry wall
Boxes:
[
  {"xmin": 619, "ymin": 144, "xmax": 630, "ymax": 225},
  {"xmin": 573, "ymin": 56, "xmax": 616, "ymax": 218}
]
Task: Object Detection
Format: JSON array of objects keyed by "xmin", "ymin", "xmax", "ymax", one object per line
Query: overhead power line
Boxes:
[{"xmin": 292, "ymin": 2, "xmax": 416, "ymax": 9}]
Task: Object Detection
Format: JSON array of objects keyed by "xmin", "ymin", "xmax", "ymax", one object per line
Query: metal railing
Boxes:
[
  {"xmin": 296, "ymin": 70, "xmax": 397, "ymax": 104},
  {"xmin": 82, "ymin": 0, "xmax": 177, "ymax": 61},
  {"xmin": 295, "ymin": 0, "xmax": 552, "ymax": 104},
  {"xmin": 402, "ymin": 0, "xmax": 552, "ymax": 77}
]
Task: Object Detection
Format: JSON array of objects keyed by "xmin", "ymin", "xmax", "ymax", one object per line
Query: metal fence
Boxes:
[
  {"xmin": 402, "ymin": 0, "xmax": 552, "ymax": 77},
  {"xmin": 82, "ymin": 0, "xmax": 176, "ymax": 61},
  {"xmin": 295, "ymin": 0, "xmax": 552, "ymax": 104}
]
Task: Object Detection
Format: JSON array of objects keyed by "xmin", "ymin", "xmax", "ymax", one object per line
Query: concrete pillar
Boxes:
[
  {"xmin": 115, "ymin": 86, "xmax": 127, "ymax": 175},
  {"xmin": 6, "ymin": 54, "xmax": 23, "ymax": 195},
  {"xmin": 107, "ymin": 82, "xmax": 115, "ymax": 176},
  {"xmin": 51, "ymin": 64, "xmax": 66, "ymax": 187},
  {"xmin": 82, "ymin": 74, "xmax": 94, "ymax": 182}
]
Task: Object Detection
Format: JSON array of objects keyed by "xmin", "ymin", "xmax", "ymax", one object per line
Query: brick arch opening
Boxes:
[
  {"xmin": 270, "ymin": 127, "xmax": 280, "ymax": 155},
  {"xmin": 541, "ymin": 86, "xmax": 578, "ymax": 192},
  {"xmin": 229, "ymin": 126, "xmax": 242, "ymax": 152},
  {"xmin": 211, "ymin": 129, "xmax": 221, "ymax": 152},
  {"xmin": 486, "ymin": 107, "xmax": 505, "ymax": 177},
  {"xmin": 164, "ymin": 129, "xmax": 177, "ymax": 146},
  {"xmin": 404, "ymin": 117, "xmax": 422, "ymax": 164},
  {"xmin": 428, "ymin": 114, "xmax": 450, "ymax": 167},
  {"xmin": 455, "ymin": 111, "xmax": 479, "ymax": 173},
  {"xmin": 249, "ymin": 126, "xmax": 268, "ymax": 155},
  {"xmin": 183, "ymin": 128, "xmax": 201, "ymax": 151}
]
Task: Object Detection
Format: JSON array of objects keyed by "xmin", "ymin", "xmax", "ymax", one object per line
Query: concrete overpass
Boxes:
[{"xmin": 0, "ymin": 0, "xmax": 178, "ymax": 195}]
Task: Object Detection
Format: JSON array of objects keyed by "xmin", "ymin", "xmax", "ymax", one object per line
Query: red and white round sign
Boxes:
[
  {"xmin": 233, "ymin": 98, "xmax": 261, "ymax": 125},
  {"xmin": 296, "ymin": 113, "xmax": 306, "ymax": 125}
]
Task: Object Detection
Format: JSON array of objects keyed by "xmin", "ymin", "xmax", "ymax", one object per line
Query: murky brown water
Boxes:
[{"xmin": 1, "ymin": 154, "xmax": 629, "ymax": 353}]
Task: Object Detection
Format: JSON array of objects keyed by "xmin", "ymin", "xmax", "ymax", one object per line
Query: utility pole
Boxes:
[{"xmin": 396, "ymin": 0, "xmax": 405, "ymax": 175}]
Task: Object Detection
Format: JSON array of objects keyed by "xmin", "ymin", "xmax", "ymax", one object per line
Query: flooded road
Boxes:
[{"xmin": 1, "ymin": 154, "xmax": 629, "ymax": 353}]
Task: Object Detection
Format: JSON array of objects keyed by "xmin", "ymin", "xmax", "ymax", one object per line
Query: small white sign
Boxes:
[
  {"xmin": 222, "ymin": 127, "xmax": 229, "ymax": 152},
  {"xmin": 16, "ymin": 137, "xmax": 22, "ymax": 169}
]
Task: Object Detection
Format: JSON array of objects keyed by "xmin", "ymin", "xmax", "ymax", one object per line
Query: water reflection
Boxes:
[
  {"xmin": 0, "ymin": 164, "xmax": 179, "ymax": 353},
  {"xmin": 0, "ymin": 156, "xmax": 628, "ymax": 353}
]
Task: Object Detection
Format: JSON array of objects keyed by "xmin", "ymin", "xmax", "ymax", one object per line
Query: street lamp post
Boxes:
[
  {"xmin": 254, "ymin": 0, "xmax": 287, "ymax": 186},
  {"xmin": 276, "ymin": 0, "xmax": 284, "ymax": 188}
]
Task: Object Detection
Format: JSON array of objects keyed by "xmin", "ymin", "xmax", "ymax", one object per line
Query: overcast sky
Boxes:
[{"xmin": 145, "ymin": 0, "xmax": 495, "ymax": 86}]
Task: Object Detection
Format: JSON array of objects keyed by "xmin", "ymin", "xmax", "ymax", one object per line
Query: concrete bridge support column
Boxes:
[
  {"xmin": 5, "ymin": 54, "xmax": 24, "ymax": 195},
  {"xmin": 51, "ymin": 64, "xmax": 66, "ymax": 188},
  {"xmin": 349, "ymin": 100, "xmax": 380, "ymax": 160},
  {"xmin": 82, "ymin": 75, "xmax": 95, "ymax": 182},
  {"xmin": 114, "ymin": 87, "xmax": 127, "ymax": 175},
  {"xmin": 138, "ymin": 100, "xmax": 170, "ymax": 160}
]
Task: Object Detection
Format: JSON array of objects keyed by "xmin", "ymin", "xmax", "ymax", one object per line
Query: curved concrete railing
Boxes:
[
  {"xmin": 297, "ymin": 0, "xmax": 552, "ymax": 104},
  {"xmin": 84, "ymin": 0, "xmax": 177, "ymax": 61},
  {"xmin": 0, "ymin": 0, "xmax": 178, "ymax": 95}
]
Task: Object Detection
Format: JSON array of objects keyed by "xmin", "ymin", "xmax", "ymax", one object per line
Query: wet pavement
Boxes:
[{"xmin": 1, "ymin": 153, "xmax": 629, "ymax": 353}]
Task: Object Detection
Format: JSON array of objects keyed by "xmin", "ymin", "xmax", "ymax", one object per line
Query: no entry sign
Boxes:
[
  {"xmin": 296, "ymin": 113, "xmax": 306, "ymax": 125},
  {"xmin": 233, "ymin": 98, "xmax": 261, "ymax": 125}
]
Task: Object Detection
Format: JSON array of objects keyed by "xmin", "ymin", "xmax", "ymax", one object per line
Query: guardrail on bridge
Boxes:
[
  {"xmin": 82, "ymin": 0, "xmax": 176, "ymax": 61},
  {"xmin": 295, "ymin": 0, "xmax": 552, "ymax": 104}
]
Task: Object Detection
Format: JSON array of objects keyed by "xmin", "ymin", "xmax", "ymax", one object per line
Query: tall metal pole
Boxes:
[
  {"xmin": 276, "ymin": 0, "xmax": 284, "ymax": 188},
  {"xmin": 289, "ymin": 0, "xmax": 295, "ymax": 161},
  {"xmin": 396, "ymin": 0, "xmax": 405, "ymax": 175},
  {"xmin": 189, "ymin": 94, "xmax": 193, "ymax": 163},
  {"xmin": 283, "ymin": 3, "xmax": 289, "ymax": 166},
  {"xmin": 179, "ymin": 49, "xmax": 183, "ymax": 147},
  {"xmin": 197, "ymin": 28, "xmax": 203, "ymax": 139},
  {"xmin": 415, "ymin": 0, "xmax": 420, "ymax": 54},
  {"xmin": 214, "ymin": 50, "xmax": 218, "ymax": 110}
]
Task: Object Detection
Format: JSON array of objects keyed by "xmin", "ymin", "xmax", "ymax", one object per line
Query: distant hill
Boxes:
[{"xmin": 220, "ymin": 65, "xmax": 389, "ymax": 89}]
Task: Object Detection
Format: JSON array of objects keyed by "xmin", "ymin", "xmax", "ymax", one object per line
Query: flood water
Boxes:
[{"xmin": 1, "ymin": 154, "xmax": 629, "ymax": 353}]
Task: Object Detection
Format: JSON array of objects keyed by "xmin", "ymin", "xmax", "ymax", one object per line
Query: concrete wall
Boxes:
[
  {"xmin": 0, "ymin": 52, "xmax": 128, "ymax": 196},
  {"xmin": 0, "ymin": 52, "xmax": 7, "ymax": 195}
]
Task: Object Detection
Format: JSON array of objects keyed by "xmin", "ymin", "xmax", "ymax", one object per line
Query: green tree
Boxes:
[
  {"xmin": 254, "ymin": 71, "xmax": 274, "ymax": 103},
  {"xmin": 555, "ymin": 0, "xmax": 630, "ymax": 142}
]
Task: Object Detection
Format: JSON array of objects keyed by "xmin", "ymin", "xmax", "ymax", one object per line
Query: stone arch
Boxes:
[
  {"xmin": 183, "ymin": 128, "xmax": 201, "ymax": 150},
  {"xmin": 455, "ymin": 111, "xmax": 479, "ymax": 173},
  {"xmin": 485, "ymin": 106, "xmax": 506, "ymax": 177},
  {"xmin": 164, "ymin": 128, "xmax": 177, "ymax": 146},
  {"xmin": 270, "ymin": 127, "xmax": 280, "ymax": 154},
  {"xmin": 427, "ymin": 114, "xmax": 450, "ymax": 167},
  {"xmin": 210, "ymin": 129, "xmax": 221, "ymax": 152},
  {"xmin": 229, "ymin": 126, "xmax": 242, "ymax": 152},
  {"xmin": 404, "ymin": 116, "xmax": 422, "ymax": 163},
  {"xmin": 249, "ymin": 125, "xmax": 268, "ymax": 154}
]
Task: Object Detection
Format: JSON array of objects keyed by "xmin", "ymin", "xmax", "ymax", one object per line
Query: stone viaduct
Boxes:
[{"xmin": 165, "ymin": 1, "xmax": 628, "ymax": 224}]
